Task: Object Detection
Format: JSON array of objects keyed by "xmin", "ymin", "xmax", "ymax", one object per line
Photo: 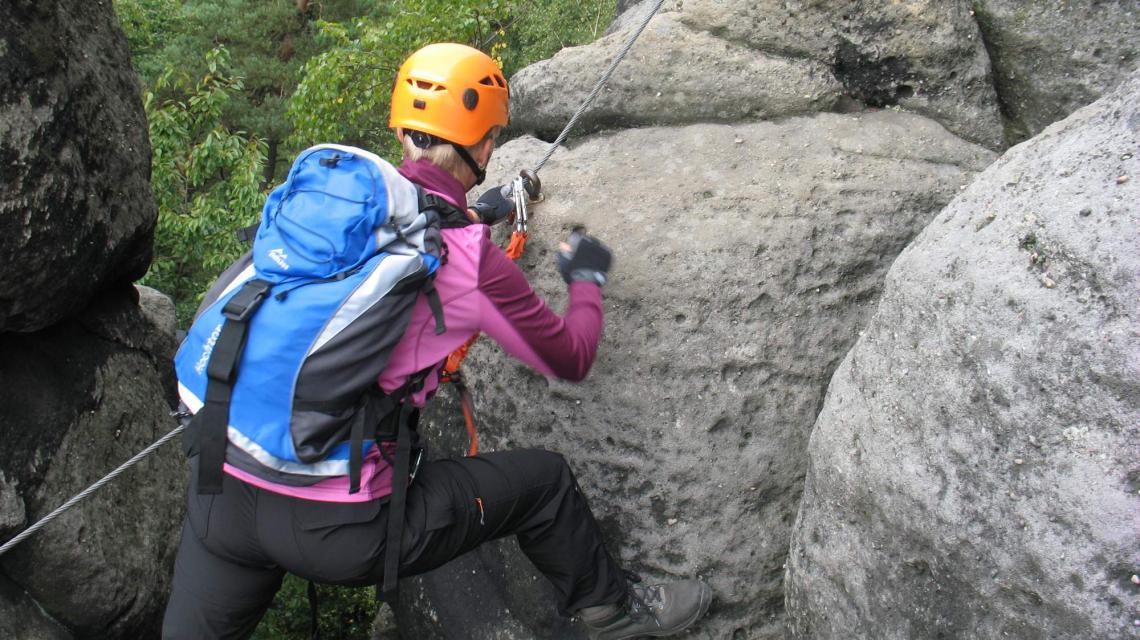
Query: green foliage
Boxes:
[
  {"xmin": 117, "ymin": 0, "xmax": 380, "ymax": 183},
  {"xmin": 113, "ymin": 0, "xmax": 184, "ymax": 81},
  {"xmin": 252, "ymin": 576, "xmax": 378, "ymax": 640},
  {"xmin": 288, "ymin": 0, "xmax": 615, "ymax": 159},
  {"xmin": 141, "ymin": 47, "xmax": 267, "ymax": 323},
  {"xmin": 494, "ymin": 0, "xmax": 616, "ymax": 77}
]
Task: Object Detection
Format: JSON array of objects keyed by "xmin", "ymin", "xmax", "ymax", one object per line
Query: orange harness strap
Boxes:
[{"xmin": 440, "ymin": 230, "xmax": 529, "ymax": 456}]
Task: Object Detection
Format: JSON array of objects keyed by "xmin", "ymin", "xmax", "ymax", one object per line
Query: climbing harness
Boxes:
[
  {"xmin": 440, "ymin": 169, "xmax": 541, "ymax": 456},
  {"xmin": 0, "ymin": 0, "xmax": 665, "ymax": 559}
]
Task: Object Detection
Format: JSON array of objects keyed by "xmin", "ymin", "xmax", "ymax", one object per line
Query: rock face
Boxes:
[
  {"xmin": 679, "ymin": 0, "xmax": 1003, "ymax": 149},
  {"xmin": 510, "ymin": 12, "xmax": 841, "ymax": 141},
  {"xmin": 527, "ymin": 0, "xmax": 1139, "ymax": 151},
  {"xmin": 0, "ymin": 286, "xmax": 184, "ymax": 638},
  {"xmin": 973, "ymin": 0, "xmax": 1140, "ymax": 145},
  {"xmin": 0, "ymin": 0, "xmax": 156, "ymax": 333},
  {"xmin": 406, "ymin": 2, "xmax": 1140, "ymax": 635},
  {"xmin": 0, "ymin": 2, "xmax": 179, "ymax": 635},
  {"xmin": 0, "ymin": 574, "xmax": 72, "ymax": 640},
  {"xmin": 403, "ymin": 115, "xmax": 993, "ymax": 638},
  {"xmin": 517, "ymin": 0, "xmax": 1002, "ymax": 148},
  {"xmin": 785, "ymin": 72, "xmax": 1139, "ymax": 639}
]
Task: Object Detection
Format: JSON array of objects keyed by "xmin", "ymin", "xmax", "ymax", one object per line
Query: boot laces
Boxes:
[{"xmin": 624, "ymin": 572, "xmax": 665, "ymax": 625}]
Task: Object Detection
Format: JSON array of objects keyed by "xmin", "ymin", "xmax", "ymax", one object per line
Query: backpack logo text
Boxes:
[{"xmin": 268, "ymin": 248, "xmax": 289, "ymax": 270}]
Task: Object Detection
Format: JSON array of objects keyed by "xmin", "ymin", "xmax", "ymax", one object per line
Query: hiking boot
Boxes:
[{"xmin": 578, "ymin": 579, "xmax": 713, "ymax": 640}]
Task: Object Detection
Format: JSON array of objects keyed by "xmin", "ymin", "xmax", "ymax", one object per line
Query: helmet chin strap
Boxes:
[
  {"xmin": 407, "ymin": 130, "xmax": 486, "ymax": 187},
  {"xmin": 449, "ymin": 142, "xmax": 486, "ymax": 187}
]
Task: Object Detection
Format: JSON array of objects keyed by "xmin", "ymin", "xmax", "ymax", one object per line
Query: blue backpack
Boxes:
[{"xmin": 175, "ymin": 144, "xmax": 456, "ymax": 497}]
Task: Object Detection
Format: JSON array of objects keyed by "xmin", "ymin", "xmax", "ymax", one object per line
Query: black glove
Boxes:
[
  {"xmin": 557, "ymin": 230, "xmax": 612, "ymax": 286},
  {"xmin": 469, "ymin": 184, "xmax": 514, "ymax": 226}
]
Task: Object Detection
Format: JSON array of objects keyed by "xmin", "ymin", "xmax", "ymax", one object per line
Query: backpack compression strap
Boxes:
[{"xmin": 191, "ymin": 278, "xmax": 273, "ymax": 495}]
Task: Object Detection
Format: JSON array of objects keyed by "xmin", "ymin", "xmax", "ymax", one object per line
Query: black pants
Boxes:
[{"xmin": 162, "ymin": 450, "xmax": 629, "ymax": 639}]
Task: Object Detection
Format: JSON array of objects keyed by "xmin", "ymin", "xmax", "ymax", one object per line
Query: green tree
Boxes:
[
  {"xmin": 117, "ymin": 0, "xmax": 380, "ymax": 185},
  {"xmin": 114, "ymin": 0, "xmax": 183, "ymax": 79},
  {"xmin": 142, "ymin": 47, "xmax": 267, "ymax": 323}
]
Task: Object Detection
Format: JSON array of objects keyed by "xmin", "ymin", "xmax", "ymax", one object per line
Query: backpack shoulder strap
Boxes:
[
  {"xmin": 418, "ymin": 188, "xmax": 471, "ymax": 229},
  {"xmin": 412, "ymin": 187, "xmax": 452, "ymax": 335},
  {"xmin": 190, "ymin": 278, "xmax": 273, "ymax": 494}
]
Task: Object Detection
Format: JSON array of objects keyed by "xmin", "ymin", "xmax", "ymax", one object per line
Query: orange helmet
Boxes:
[{"xmin": 389, "ymin": 43, "xmax": 509, "ymax": 147}]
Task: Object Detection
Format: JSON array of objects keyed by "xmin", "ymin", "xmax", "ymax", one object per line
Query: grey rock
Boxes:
[
  {"xmin": 0, "ymin": 471, "xmax": 26, "ymax": 540},
  {"xmin": 403, "ymin": 113, "xmax": 993, "ymax": 638},
  {"xmin": 509, "ymin": 13, "xmax": 841, "ymax": 140},
  {"xmin": 0, "ymin": 288, "xmax": 185, "ymax": 638},
  {"xmin": 516, "ymin": 0, "xmax": 1005, "ymax": 149},
  {"xmin": 135, "ymin": 284, "xmax": 179, "ymax": 347},
  {"xmin": 0, "ymin": 574, "xmax": 71, "ymax": 640},
  {"xmin": 395, "ymin": 546, "xmax": 572, "ymax": 639},
  {"xmin": 679, "ymin": 0, "xmax": 1004, "ymax": 149},
  {"xmin": 606, "ymin": 0, "xmax": 682, "ymax": 36},
  {"xmin": 973, "ymin": 0, "xmax": 1140, "ymax": 144},
  {"xmin": 0, "ymin": 0, "xmax": 157, "ymax": 333},
  {"xmin": 371, "ymin": 602, "xmax": 399, "ymax": 639},
  {"xmin": 785, "ymin": 72, "xmax": 1140, "ymax": 639},
  {"xmin": 613, "ymin": 0, "xmax": 644, "ymax": 17}
]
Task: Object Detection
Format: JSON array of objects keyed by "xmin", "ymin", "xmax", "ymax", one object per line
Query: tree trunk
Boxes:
[{"xmin": 263, "ymin": 137, "xmax": 279, "ymax": 189}]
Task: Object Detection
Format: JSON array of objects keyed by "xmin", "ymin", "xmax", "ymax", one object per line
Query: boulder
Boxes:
[
  {"xmin": 0, "ymin": 286, "xmax": 185, "ymax": 638},
  {"xmin": 0, "ymin": 471, "xmax": 23, "ymax": 540},
  {"xmin": 606, "ymin": 0, "xmax": 681, "ymax": 35},
  {"xmin": 0, "ymin": 0, "xmax": 156, "ymax": 333},
  {"xmin": 514, "ymin": 0, "xmax": 1004, "ymax": 149},
  {"xmin": 679, "ymin": 0, "xmax": 1004, "ymax": 148},
  {"xmin": 973, "ymin": 0, "xmax": 1140, "ymax": 144},
  {"xmin": 0, "ymin": 574, "xmax": 71, "ymax": 640},
  {"xmin": 613, "ymin": 0, "xmax": 643, "ymax": 17},
  {"xmin": 509, "ymin": 12, "xmax": 841, "ymax": 141},
  {"xmin": 400, "ymin": 111, "xmax": 993, "ymax": 637},
  {"xmin": 785, "ymin": 72, "xmax": 1139, "ymax": 639}
]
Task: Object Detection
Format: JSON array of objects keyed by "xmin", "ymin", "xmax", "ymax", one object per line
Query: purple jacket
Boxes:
[{"xmin": 224, "ymin": 159, "xmax": 604, "ymax": 501}]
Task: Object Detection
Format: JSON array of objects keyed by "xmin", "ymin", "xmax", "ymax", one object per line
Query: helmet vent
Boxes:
[
  {"xmin": 479, "ymin": 76, "xmax": 494, "ymax": 86},
  {"xmin": 410, "ymin": 79, "xmax": 445, "ymax": 91},
  {"xmin": 494, "ymin": 75, "xmax": 506, "ymax": 88}
]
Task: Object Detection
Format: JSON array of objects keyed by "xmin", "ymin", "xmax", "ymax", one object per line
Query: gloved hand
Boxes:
[
  {"xmin": 469, "ymin": 184, "xmax": 514, "ymax": 226},
  {"xmin": 557, "ymin": 230, "xmax": 612, "ymax": 286}
]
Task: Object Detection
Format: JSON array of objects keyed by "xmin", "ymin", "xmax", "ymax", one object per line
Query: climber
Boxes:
[{"xmin": 161, "ymin": 43, "xmax": 712, "ymax": 639}]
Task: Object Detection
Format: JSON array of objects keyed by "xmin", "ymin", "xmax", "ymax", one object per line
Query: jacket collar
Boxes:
[{"xmin": 398, "ymin": 159, "xmax": 469, "ymax": 212}]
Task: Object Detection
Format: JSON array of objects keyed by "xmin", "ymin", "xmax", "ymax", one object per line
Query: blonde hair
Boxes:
[{"xmin": 399, "ymin": 127, "xmax": 501, "ymax": 184}]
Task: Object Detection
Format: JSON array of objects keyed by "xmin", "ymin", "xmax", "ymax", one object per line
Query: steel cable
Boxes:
[
  {"xmin": 0, "ymin": 424, "xmax": 186, "ymax": 556},
  {"xmin": 533, "ymin": 0, "xmax": 666, "ymax": 173}
]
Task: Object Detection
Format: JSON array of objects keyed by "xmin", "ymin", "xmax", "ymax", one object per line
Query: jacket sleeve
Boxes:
[{"xmin": 474, "ymin": 233, "xmax": 604, "ymax": 381}]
